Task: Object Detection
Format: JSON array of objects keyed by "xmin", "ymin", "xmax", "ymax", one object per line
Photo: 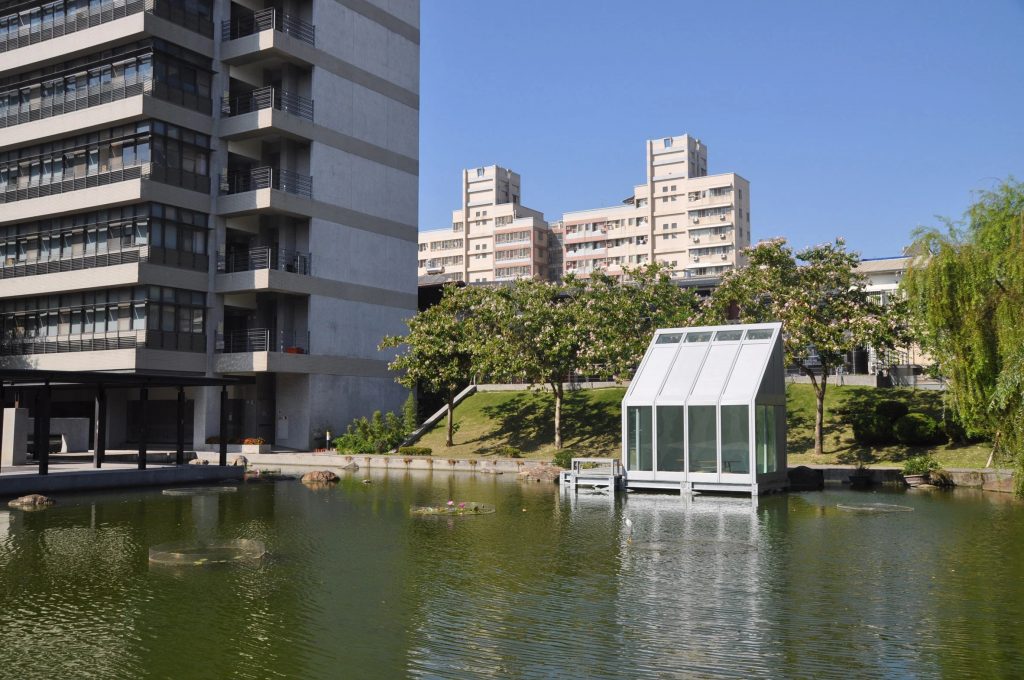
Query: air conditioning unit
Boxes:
[
  {"xmin": 720, "ymin": 214, "xmax": 726, "ymax": 221},
  {"xmin": 720, "ymin": 233, "xmax": 727, "ymax": 240},
  {"xmin": 426, "ymin": 266, "xmax": 443, "ymax": 274},
  {"xmin": 693, "ymin": 237, "xmax": 700, "ymax": 243},
  {"xmin": 694, "ymin": 256, "xmax": 700, "ymax": 262},
  {"xmin": 720, "ymin": 253, "xmax": 728, "ymax": 260},
  {"xmin": 692, "ymin": 217, "xmax": 700, "ymax": 224}
]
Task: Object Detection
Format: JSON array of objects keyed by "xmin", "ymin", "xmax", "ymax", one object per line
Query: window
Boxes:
[
  {"xmin": 627, "ymin": 406, "xmax": 653, "ymax": 471},
  {"xmin": 721, "ymin": 405, "xmax": 749, "ymax": 474},
  {"xmin": 685, "ymin": 331, "xmax": 712, "ymax": 343},
  {"xmin": 476, "ymin": 168, "xmax": 484, "ymax": 177},
  {"xmin": 715, "ymin": 330, "xmax": 743, "ymax": 341},
  {"xmin": 756, "ymin": 404, "xmax": 777, "ymax": 473},
  {"xmin": 656, "ymin": 406, "xmax": 685, "ymax": 472},
  {"xmin": 688, "ymin": 405, "xmax": 716, "ymax": 473},
  {"xmin": 746, "ymin": 329, "xmax": 773, "ymax": 340},
  {"xmin": 655, "ymin": 333, "xmax": 681, "ymax": 344},
  {"xmin": 663, "ymin": 137, "xmax": 673, "ymax": 147}
]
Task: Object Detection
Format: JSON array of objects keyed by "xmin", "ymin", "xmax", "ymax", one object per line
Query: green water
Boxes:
[{"xmin": 1, "ymin": 470, "xmax": 1023, "ymax": 679}]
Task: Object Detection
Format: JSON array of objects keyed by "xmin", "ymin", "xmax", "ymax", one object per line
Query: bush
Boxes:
[
  {"xmin": 333, "ymin": 410, "xmax": 408, "ymax": 454},
  {"xmin": 492, "ymin": 445, "xmax": 523, "ymax": 459},
  {"xmin": 398, "ymin": 446, "xmax": 432, "ymax": 456},
  {"xmin": 902, "ymin": 454, "xmax": 940, "ymax": 476},
  {"xmin": 852, "ymin": 414, "xmax": 895, "ymax": 446},
  {"xmin": 893, "ymin": 413, "xmax": 947, "ymax": 446},
  {"xmin": 874, "ymin": 400, "xmax": 910, "ymax": 421},
  {"xmin": 552, "ymin": 449, "xmax": 573, "ymax": 468},
  {"xmin": 242, "ymin": 437, "xmax": 265, "ymax": 446}
]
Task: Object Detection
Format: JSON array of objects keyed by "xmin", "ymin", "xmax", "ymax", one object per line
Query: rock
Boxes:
[
  {"xmin": 787, "ymin": 465, "xmax": 824, "ymax": 492},
  {"xmin": 229, "ymin": 455, "xmax": 248, "ymax": 467},
  {"xmin": 480, "ymin": 468, "xmax": 504, "ymax": 475},
  {"xmin": 301, "ymin": 470, "xmax": 339, "ymax": 484},
  {"xmin": 517, "ymin": 465, "xmax": 564, "ymax": 484},
  {"xmin": 189, "ymin": 458, "xmax": 209, "ymax": 466},
  {"xmin": 361, "ymin": 479, "xmax": 372, "ymax": 484},
  {"xmin": 341, "ymin": 462, "xmax": 359, "ymax": 471},
  {"xmin": 9, "ymin": 494, "xmax": 55, "ymax": 509}
]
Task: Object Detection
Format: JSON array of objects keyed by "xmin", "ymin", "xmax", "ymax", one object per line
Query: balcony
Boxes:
[
  {"xmin": 1, "ymin": 164, "xmax": 209, "ymax": 207},
  {"xmin": 222, "ymin": 87, "xmax": 313, "ymax": 121},
  {"xmin": 220, "ymin": 9, "xmax": 315, "ymax": 66},
  {"xmin": 218, "ymin": 247, "xmax": 310, "ymax": 275},
  {"xmin": 0, "ymin": 328, "xmax": 204, "ymax": 357},
  {"xmin": 0, "ymin": 0, "xmax": 213, "ymax": 58},
  {"xmin": 221, "ymin": 167, "xmax": 311, "ymax": 198},
  {"xmin": 217, "ymin": 328, "xmax": 307, "ymax": 354}
]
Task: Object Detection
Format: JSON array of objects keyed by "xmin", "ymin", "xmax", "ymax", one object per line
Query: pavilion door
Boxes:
[
  {"xmin": 654, "ymin": 405, "xmax": 685, "ymax": 481},
  {"xmin": 718, "ymin": 404, "xmax": 752, "ymax": 484},
  {"xmin": 687, "ymin": 405, "xmax": 719, "ymax": 484}
]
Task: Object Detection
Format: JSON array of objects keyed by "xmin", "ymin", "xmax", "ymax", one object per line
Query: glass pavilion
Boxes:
[{"xmin": 622, "ymin": 323, "xmax": 787, "ymax": 495}]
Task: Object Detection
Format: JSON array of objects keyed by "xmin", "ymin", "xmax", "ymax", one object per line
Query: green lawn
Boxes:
[{"xmin": 415, "ymin": 384, "xmax": 993, "ymax": 469}]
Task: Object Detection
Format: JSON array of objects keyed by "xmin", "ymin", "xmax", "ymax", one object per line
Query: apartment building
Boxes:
[
  {"xmin": 418, "ymin": 165, "xmax": 550, "ymax": 283},
  {"xmin": 0, "ymin": 0, "xmax": 419, "ymax": 448},
  {"xmin": 561, "ymin": 134, "xmax": 751, "ymax": 281}
]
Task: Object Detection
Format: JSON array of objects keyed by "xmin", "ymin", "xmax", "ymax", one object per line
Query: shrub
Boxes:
[
  {"xmin": 333, "ymin": 410, "xmax": 408, "ymax": 454},
  {"xmin": 492, "ymin": 445, "xmax": 524, "ymax": 459},
  {"xmin": 242, "ymin": 437, "xmax": 265, "ymax": 446},
  {"xmin": 852, "ymin": 414, "xmax": 895, "ymax": 446},
  {"xmin": 398, "ymin": 446, "xmax": 432, "ymax": 456},
  {"xmin": 894, "ymin": 413, "xmax": 947, "ymax": 446},
  {"xmin": 552, "ymin": 449, "xmax": 573, "ymax": 468},
  {"xmin": 874, "ymin": 400, "xmax": 910, "ymax": 422},
  {"xmin": 902, "ymin": 454, "xmax": 940, "ymax": 476}
]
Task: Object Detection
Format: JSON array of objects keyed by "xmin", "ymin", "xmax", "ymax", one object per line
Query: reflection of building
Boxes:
[
  {"xmin": 418, "ymin": 166, "xmax": 550, "ymax": 283},
  {"xmin": 0, "ymin": 0, "xmax": 420, "ymax": 448},
  {"xmin": 622, "ymin": 323, "xmax": 787, "ymax": 495},
  {"xmin": 561, "ymin": 134, "xmax": 751, "ymax": 282}
]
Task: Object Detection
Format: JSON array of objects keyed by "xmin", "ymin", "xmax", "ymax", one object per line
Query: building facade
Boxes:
[
  {"xmin": 418, "ymin": 165, "xmax": 550, "ymax": 283},
  {"xmin": 561, "ymin": 134, "xmax": 751, "ymax": 281},
  {"xmin": 0, "ymin": 0, "xmax": 419, "ymax": 448}
]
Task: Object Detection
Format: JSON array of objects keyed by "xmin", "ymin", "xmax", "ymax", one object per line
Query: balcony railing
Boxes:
[
  {"xmin": 218, "ymin": 247, "xmax": 311, "ymax": 275},
  {"xmin": 1, "ymin": 80, "xmax": 149, "ymax": 129},
  {"xmin": 0, "ymin": 0, "xmax": 213, "ymax": 54},
  {"xmin": 0, "ymin": 164, "xmax": 210, "ymax": 204},
  {"xmin": 221, "ymin": 86, "xmax": 313, "ymax": 121},
  {"xmin": 217, "ymin": 328, "xmax": 308, "ymax": 354},
  {"xmin": 221, "ymin": 8, "xmax": 315, "ymax": 46},
  {"xmin": 1, "ymin": 247, "xmax": 145, "ymax": 279},
  {"xmin": 1, "ymin": 329, "xmax": 143, "ymax": 356},
  {"xmin": 221, "ymin": 167, "xmax": 312, "ymax": 199}
]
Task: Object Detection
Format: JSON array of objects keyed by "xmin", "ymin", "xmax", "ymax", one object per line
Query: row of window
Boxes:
[
  {"xmin": 0, "ymin": 120, "xmax": 210, "ymax": 193},
  {"xmin": 494, "ymin": 248, "xmax": 531, "ymax": 262},
  {"xmin": 495, "ymin": 265, "xmax": 531, "ymax": 279},
  {"xmin": 495, "ymin": 230, "xmax": 530, "ymax": 244},
  {"xmin": 0, "ymin": 203, "xmax": 208, "ymax": 267},
  {"xmin": 1, "ymin": 286, "xmax": 206, "ymax": 342}
]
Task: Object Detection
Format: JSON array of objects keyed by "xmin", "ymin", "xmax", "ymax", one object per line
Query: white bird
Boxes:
[{"xmin": 625, "ymin": 518, "xmax": 634, "ymax": 543}]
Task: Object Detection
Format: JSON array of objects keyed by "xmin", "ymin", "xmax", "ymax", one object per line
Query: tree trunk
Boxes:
[
  {"xmin": 445, "ymin": 394, "xmax": 454, "ymax": 447},
  {"xmin": 813, "ymin": 373, "xmax": 828, "ymax": 456},
  {"xmin": 553, "ymin": 382, "xmax": 563, "ymax": 450}
]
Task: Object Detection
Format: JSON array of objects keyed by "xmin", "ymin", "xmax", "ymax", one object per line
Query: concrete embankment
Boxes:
[
  {"xmin": 0, "ymin": 465, "xmax": 244, "ymax": 499},
  {"xmin": 198, "ymin": 450, "xmax": 540, "ymax": 475},
  {"xmin": 795, "ymin": 465, "xmax": 1016, "ymax": 493}
]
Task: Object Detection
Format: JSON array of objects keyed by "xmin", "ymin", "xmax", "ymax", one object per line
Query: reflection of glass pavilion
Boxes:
[{"xmin": 622, "ymin": 323, "xmax": 787, "ymax": 495}]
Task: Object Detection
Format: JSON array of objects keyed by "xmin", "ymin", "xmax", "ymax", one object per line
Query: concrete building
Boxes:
[
  {"xmin": 561, "ymin": 134, "xmax": 751, "ymax": 282},
  {"xmin": 418, "ymin": 165, "xmax": 550, "ymax": 283},
  {"xmin": 0, "ymin": 0, "xmax": 420, "ymax": 449},
  {"xmin": 855, "ymin": 255, "xmax": 929, "ymax": 372}
]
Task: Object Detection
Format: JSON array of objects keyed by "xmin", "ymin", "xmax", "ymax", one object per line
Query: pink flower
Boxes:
[
  {"xmin": 458, "ymin": 503, "xmax": 466, "ymax": 509},
  {"xmin": 446, "ymin": 500, "xmax": 454, "ymax": 507}
]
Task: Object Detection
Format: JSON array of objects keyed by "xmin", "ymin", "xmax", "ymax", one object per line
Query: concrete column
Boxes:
[
  {"xmin": 176, "ymin": 387, "xmax": 186, "ymax": 465},
  {"xmin": 137, "ymin": 387, "xmax": 148, "ymax": 470},
  {"xmin": 219, "ymin": 386, "xmax": 228, "ymax": 466},
  {"xmin": 35, "ymin": 385, "xmax": 51, "ymax": 476},
  {"xmin": 93, "ymin": 386, "xmax": 106, "ymax": 468}
]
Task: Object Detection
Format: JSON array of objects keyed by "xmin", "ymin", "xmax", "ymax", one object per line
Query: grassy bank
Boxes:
[{"xmin": 415, "ymin": 384, "xmax": 992, "ymax": 468}]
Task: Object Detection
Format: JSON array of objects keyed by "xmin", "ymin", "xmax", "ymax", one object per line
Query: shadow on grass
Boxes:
[{"xmin": 479, "ymin": 391, "xmax": 620, "ymax": 455}]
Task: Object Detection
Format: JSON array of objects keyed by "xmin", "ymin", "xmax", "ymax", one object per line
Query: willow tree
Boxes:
[
  {"xmin": 706, "ymin": 238, "xmax": 908, "ymax": 456},
  {"xmin": 379, "ymin": 285, "xmax": 475, "ymax": 447},
  {"xmin": 903, "ymin": 180, "xmax": 1024, "ymax": 489}
]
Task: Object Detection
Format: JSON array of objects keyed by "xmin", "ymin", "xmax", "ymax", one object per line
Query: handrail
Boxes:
[
  {"xmin": 217, "ymin": 328, "xmax": 308, "ymax": 353},
  {"xmin": 220, "ymin": 167, "xmax": 312, "ymax": 199},
  {"xmin": 0, "ymin": 329, "xmax": 144, "ymax": 356},
  {"xmin": 221, "ymin": 8, "xmax": 315, "ymax": 45},
  {"xmin": 0, "ymin": 0, "xmax": 213, "ymax": 53},
  {"xmin": 0, "ymin": 247, "xmax": 147, "ymax": 278},
  {"xmin": 0, "ymin": 80, "xmax": 152, "ymax": 129},
  {"xmin": 1, "ymin": 164, "xmax": 146, "ymax": 204},
  {"xmin": 218, "ymin": 246, "xmax": 310, "ymax": 275},
  {"xmin": 221, "ymin": 86, "xmax": 314, "ymax": 121}
]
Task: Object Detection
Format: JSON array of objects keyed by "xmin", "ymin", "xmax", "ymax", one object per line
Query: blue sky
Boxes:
[{"xmin": 418, "ymin": 0, "xmax": 1024, "ymax": 258}]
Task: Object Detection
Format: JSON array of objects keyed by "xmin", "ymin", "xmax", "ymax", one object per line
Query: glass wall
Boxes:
[
  {"xmin": 687, "ymin": 405, "xmax": 717, "ymax": 473},
  {"xmin": 755, "ymin": 404, "xmax": 777, "ymax": 474},
  {"xmin": 655, "ymin": 406, "xmax": 685, "ymax": 472},
  {"xmin": 626, "ymin": 406, "xmax": 652, "ymax": 472},
  {"xmin": 721, "ymin": 405, "xmax": 750, "ymax": 474}
]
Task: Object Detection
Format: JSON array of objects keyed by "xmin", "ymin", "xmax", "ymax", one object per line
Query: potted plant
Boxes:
[{"xmin": 902, "ymin": 455, "xmax": 939, "ymax": 487}]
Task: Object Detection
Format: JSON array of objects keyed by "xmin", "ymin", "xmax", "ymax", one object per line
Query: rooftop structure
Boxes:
[{"xmin": 622, "ymin": 323, "xmax": 787, "ymax": 495}]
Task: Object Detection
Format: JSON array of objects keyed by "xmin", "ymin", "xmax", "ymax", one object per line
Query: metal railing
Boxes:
[
  {"xmin": 218, "ymin": 328, "xmax": 308, "ymax": 354},
  {"xmin": 1, "ymin": 163, "xmax": 209, "ymax": 204},
  {"xmin": 221, "ymin": 8, "xmax": 315, "ymax": 45},
  {"xmin": 221, "ymin": 167, "xmax": 312, "ymax": 198},
  {"xmin": 0, "ymin": 80, "xmax": 149, "ymax": 129},
  {"xmin": 218, "ymin": 246, "xmax": 310, "ymax": 275},
  {"xmin": 0, "ymin": 0, "xmax": 213, "ymax": 54},
  {"xmin": 221, "ymin": 86, "xmax": 313, "ymax": 121}
]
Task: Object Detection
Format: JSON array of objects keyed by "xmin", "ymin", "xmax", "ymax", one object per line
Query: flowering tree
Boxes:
[
  {"xmin": 379, "ymin": 285, "xmax": 475, "ymax": 447},
  {"xmin": 707, "ymin": 238, "xmax": 909, "ymax": 455}
]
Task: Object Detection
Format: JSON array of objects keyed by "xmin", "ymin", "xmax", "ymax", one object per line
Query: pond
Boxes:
[{"xmin": 1, "ymin": 469, "xmax": 1023, "ymax": 679}]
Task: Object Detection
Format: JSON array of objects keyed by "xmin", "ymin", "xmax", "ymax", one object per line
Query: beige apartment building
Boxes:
[
  {"xmin": 562, "ymin": 134, "xmax": 751, "ymax": 281},
  {"xmin": 418, "ymin": 165, "xmax": 550, "ymax": 283},
  {"xmin": 0, "ymin": 0, "xmax": 419, "ymax": 448}
]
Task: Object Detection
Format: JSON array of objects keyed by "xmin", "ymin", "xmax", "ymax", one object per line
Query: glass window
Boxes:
[
  {"xmin": 626, "ymin": 406, "xmax": 653, "ymax": 472},
  {"xmin": 687, "ymin": 405, "xmax": 717, "ymax": 473},
  {"xmin": 756, "ymin": 404, "xmax": 778, "ymax": 474},
  {"xmin": 655, "ymin": 333, "xmax": 682, "ymax": 344},
  {"xmin": 715, "ymin": 330, "xmax": 744, "ymax": 341},
  {"xmin": 721, "ymin": 405, "xmax": 749, "ymax": 474},
  {"xmin": 655, "ymin": 406, "xmax": 685, "ymax": 472},
  {"xmin": 746, "ymin": 328, "xmax": 773, "ymax": 340},
  {"xmin": 685, "ymin": 331, "xmax": 713, "ymax": 343}
]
